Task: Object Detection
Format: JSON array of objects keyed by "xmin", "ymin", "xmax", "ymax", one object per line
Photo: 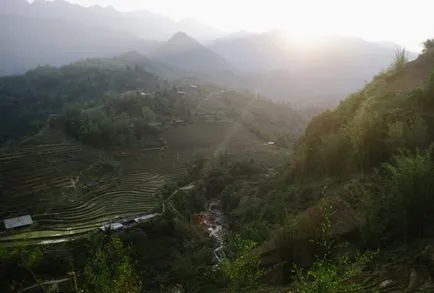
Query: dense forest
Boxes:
[
  {"xmin": 3, "ymin": 38, "xmax": 434, "ymax": 293},
  {"xmin": 0, "ymin": 58, "xmax": 159, "ymax": 142},
  {"xmin": 62, "ymin": 88, "xmax": 192, "ymax": 148}
]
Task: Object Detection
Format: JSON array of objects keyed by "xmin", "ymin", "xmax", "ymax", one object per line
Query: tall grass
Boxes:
[{"xmin": 389, "ymin": 48, "xmax": 408, "ymax": 73}]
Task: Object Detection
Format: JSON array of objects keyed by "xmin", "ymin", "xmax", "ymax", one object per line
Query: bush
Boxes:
[
  {"xmin": 220, "ymin": 235, "xmax": 265, "ymax": 292},
  {"xmin": 291, "ymin": 252, "xmax": 376, "ymax": 293},
  {"xmin": 80, "ymin": 235, "xmax": 141, "ymax": 293},
  {"xmin": 383, "ymin": 148, "xmax": 434, "ymax": 241},
  {"xmin": 389, "ymin": 48, "xmax": 408, "ymax": 73},
  {"xmin": 362, "ymin": 148, "xmax": 434, "ymax": 246}
]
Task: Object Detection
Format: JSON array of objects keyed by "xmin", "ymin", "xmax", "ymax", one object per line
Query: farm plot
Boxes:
[
  {"xmin": 162, "ymin": 122, "xmax": 285, "ymax": 167},
  {"xmin": 0, "ymin": 142, "xmax": 180, "ymax": 244}
]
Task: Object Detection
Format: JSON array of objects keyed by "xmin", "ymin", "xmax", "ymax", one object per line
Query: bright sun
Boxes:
[{"xmin": 282, "ymin": 29, "xmax": 325, "ymax": 46}]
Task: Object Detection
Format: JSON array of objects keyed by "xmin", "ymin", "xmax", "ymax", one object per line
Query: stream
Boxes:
[{"xmin": 193, "ymin": 199, "xmax": 228, "ymax": 268}]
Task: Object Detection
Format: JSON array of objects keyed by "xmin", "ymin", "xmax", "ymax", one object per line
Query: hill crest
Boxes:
[{"xmin": 152, "ymin": 32, "xmax": 233, "ymax": 72}]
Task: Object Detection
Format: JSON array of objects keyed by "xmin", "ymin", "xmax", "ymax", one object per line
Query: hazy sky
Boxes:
[{"xmin": 64, "ymin": 0, "xmax": 432, "ymax": 51}]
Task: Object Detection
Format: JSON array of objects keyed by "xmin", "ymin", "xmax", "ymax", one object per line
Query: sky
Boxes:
[{"xmin": 64, "ymin": 0, "xmax": 432, "ymax": 51}]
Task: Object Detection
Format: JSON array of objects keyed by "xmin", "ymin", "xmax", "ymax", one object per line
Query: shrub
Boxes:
[
  {"xmin": 389, "ymin": 48, "xmax": 408, "ymax": 73},
  {"xmin": 291, "ymin": 252, "xmax": 377, "ymax": 293},
  {"xmin": 362, "ymin": 148, "xmax": 434, "ymax": 246},
  {"xmin": 383, "ymin": 148, "xmax": 434, "ymax": 241},
  {"xmin": 220, "ymin": 234, "xmax": 265, "ymax": 292},
  {"xmin": 80, "ymin": 235, "xmax": 141, "ymax": 293}
]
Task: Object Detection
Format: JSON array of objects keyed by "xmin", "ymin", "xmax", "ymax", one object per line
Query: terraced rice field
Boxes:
[
  {"xmin": 0, "ymin": 142, "xmax": 181, "ymax": 245},
  {"xmin": 0, "ymin": 117, "xmax": 288, "ymax": 245}
]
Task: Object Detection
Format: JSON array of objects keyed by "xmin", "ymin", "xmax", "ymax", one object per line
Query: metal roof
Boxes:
[
  {"xmin": 134, "ymin": 213, "xmax": 161, "ymax": 223},
  {"xmin": 99, "ymin": 222, "xmax": 124, "ymax": 232},
  {"xmin": 4, "ymin": 215, "xmax": 33, "ymax": 229}
]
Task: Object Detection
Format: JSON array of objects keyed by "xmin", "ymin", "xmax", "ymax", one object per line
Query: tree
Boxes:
[
  {"xmin": 220, "ymin": 234, "xmax": 265, "ymax": 292},
  {"xmin": 80, "ymin": 235, "xmax": 141, "ymax": 293},
  {"xmin": 422, "ymin": 39, "xmax": 434, "ymax": 53},
  {"xmin": 141, "ymin": 106, "xmax": 156, "ymax": 123}
]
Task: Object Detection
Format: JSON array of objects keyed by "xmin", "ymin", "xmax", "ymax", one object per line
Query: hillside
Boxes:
[
  {"xmin": 152, "ymin": 32, "xmax": 233, "ymax": 72},
  {"xmin": 0, "ymin": 58, "xmax": 160, "ymax": 142},
  {"xmin": 247, "ymin": 46, "xmax": 434, "ymax": 291},
  {"xmin": 0, "ymin": 58, "xmax": 305, "ymax": 249},
  {"xmin": 293, "ymin": 50, "xmax": 434, "ymax": 179}
]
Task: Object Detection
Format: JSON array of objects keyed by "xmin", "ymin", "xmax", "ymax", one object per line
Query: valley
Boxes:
[
  {"xmin": 2, "ymin": 1, "xmax": 434, "ymax": 292},
  {"xmin": 0, "ymin": 84, "xmax": 294, "ymax": 247}
]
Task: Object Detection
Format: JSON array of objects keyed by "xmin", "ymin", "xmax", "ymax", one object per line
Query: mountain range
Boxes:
[
  {"xmin": 0, "ymin": 0, "xmax": 419, "ymax": 107},
  {"xmin": 1, "ymin": 0, "xmax": 224, "ymax": 41}
]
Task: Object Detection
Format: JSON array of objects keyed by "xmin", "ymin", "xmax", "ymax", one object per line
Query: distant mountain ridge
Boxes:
[
  {"xmin": 0, "ymin": 14, "xmax": 161, "ymax": 75},
  {"xmin": 0, "ymin": 0, "xmax": 225, "ymax": 41},
  {"xmin": 0, "ymin": 0, "xmax": 421, "ymax": 107},
  {"xmin": 151, "ymin": 32, "xmax": 233, "ymax": 72}
]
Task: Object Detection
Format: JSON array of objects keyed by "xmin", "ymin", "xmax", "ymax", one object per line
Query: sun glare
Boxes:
[{"xmin": 280, "ymin": 29, "xmax": 326, "ymax": 47}]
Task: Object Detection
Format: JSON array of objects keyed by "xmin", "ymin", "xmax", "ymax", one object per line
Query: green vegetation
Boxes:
[
  {"xmin": 0, "ymin": 137, "xmax": 176, "ymax": 244},
  {"xmin": 0, "ymin": 59, "xmax": 159, "ymax": 142},
  {"xmin": 422, "ymin": 39, "xmax": 434, "ymax": 53},
  {"xmin": 220, "ymin": 235, "xmax": 265, "ymax": 292},
  {"xmin": 62, "ymin": 88, "xmax": 190, "ymax": 148},
  {"xmin": 390, "ymin": 48, "xmax": 408, "ymax": 72},
  {"xmin": 80, "ymin": 235, "xmax": 141, "ymax": 293},
  {"xmin": 293, "ymin": 66, "xmax": 434, "ymax": 180},
  {"xmin": 292, "ymin": 252, "xmax": 376, "ymax": 293},
  {"xmin": 6, "ymin": 47, "xmax": 434, "ymax": 292}
]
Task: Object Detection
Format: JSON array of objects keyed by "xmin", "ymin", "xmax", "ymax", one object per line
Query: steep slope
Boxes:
[
  {"xmin": 293, "ymin": 49, "xmax": 434, "ymax": 180},
  {"xmin": 200, "ymin": 48, "xmax": 434, "ymax": 292},
  {"xmin": 152, "ymin": 32, "xmax": 233, "ymax": 72}
]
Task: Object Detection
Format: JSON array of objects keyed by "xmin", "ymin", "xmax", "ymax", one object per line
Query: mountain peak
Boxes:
[{"xmin": 167, "ymin": 32, "xmax": 200, "ymax": 47}]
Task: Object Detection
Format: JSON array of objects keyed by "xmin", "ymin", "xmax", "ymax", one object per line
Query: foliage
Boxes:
[
  {"xmin": 220, "ymin": 234, "xmax": 265, "ymax": 292},
  {"xmin": 79, "ymin": 235, "xmax": 141, "ymax": 293},
  {"xmin": 422, "ymin": 39, "xmax": 434, "ymax": 53},
  {"xmin": 62, "ymin": 87, "xmax": 193, "ymax": 147},
  {"xmin": 0, "ymin": 59, "xmax": 159, "ymax": 142},
  {"xmin": 291, "ymin": 201, "xmax": 377, "ymax": 292},
  {"xmin": 389, "ymin": 48, "xmax": 408, "ymax": 73},
  {"xmin": 291, "ymin": 252, "xmax": 376, "ymax": 293},
  {"xmin": 0, "ymin": 242, "xmax": 45, "ymax": 291},
  {"xmin": 170, "ymin": 238, "xmax": 219, "ymax": 293},
  {"xmin": 362, "ymin": 148, "xmax": 434, "ymax": 246},
  {"xmin": 293, "ymin": 69, "xmax": 434, "ymax": 181}
]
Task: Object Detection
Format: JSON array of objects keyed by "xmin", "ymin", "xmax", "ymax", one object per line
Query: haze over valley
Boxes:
[
  {"xmin": 2, "ymin": 1, "xmax": 434, "ymax": 292},
  {"xmin": 0, "ymin": 0, "xmax": 419, "ymax": 107}
]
